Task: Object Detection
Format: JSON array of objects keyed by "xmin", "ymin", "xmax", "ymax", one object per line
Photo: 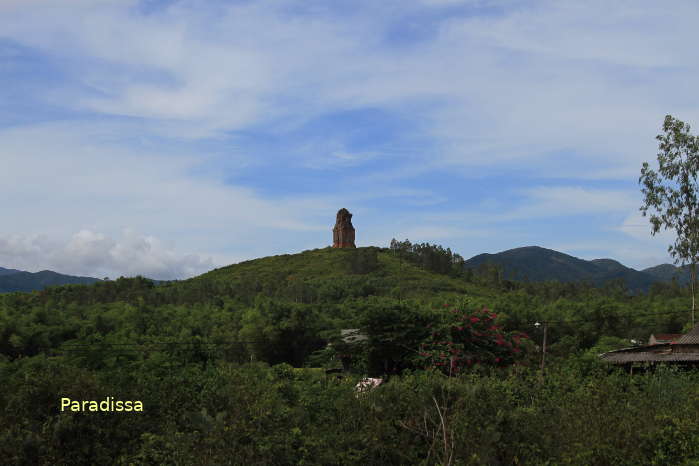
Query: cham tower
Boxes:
[{"xmin": 332, "ymin": 208, "xmax": 356, "ymax": 248}]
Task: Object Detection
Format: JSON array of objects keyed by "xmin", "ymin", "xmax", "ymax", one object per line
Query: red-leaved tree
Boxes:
[{"xmin": 417, "ymin": 306, "xmax": 528, "ymax": 375}]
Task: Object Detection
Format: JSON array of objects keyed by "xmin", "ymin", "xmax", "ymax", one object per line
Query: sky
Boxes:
[{"xmin": 1, "ymin": 0, "xmax": 699, "ymax": 280}]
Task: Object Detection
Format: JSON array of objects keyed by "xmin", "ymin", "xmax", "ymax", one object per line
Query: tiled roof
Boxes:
[
  {"xmin": 601, "ymin": 323, "xmax": 699, "ymax": 364},
  {"xmin": 677, "ymin": 324, "xmax": 699, "ymax": 344},
  {"xmin": 601, "ymin": 351, "xmax": 699, "ymax": 363}
]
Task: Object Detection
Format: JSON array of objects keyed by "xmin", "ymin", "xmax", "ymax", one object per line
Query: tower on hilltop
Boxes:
[{"xmin": 332, "ymin": 208, "xmax": 356, "ymax": 248}]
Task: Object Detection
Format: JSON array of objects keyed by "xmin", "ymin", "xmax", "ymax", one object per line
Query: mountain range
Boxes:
[
  {"xmin": 463, "ymin": 246, "xmax": 691, "ymax": 291},
  {"xmin": 0, "ymin": 245, "xmax": 693, "ymax": 293}
]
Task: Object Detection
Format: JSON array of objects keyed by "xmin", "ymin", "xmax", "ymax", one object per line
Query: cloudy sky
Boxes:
[{"xmin": 1, "ymin": 0, "xmax": 698, "ymax": 279}]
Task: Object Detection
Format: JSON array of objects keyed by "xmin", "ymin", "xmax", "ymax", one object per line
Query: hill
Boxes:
[
  {"xmin": 642, "ymin": 263, "xmax": 691, "ymax": 284},
  {"xmin": 463, "ymin": 246, "xmax": 658, "ymax": 292},
  {"xmin": 0, "ymin": 269, "xmax": 101, "ymax": 293},
  {"xmin": 191, "ymin": 246, "xmax": 488, "ymax": 303},
  {"xmin": 0, "ymin": 266, "xmax": 22, "ymax": 276}
]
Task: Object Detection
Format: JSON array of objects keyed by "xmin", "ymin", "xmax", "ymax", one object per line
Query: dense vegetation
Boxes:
[{"xmin": 2, "ymin": 244, "xmax": 699, "ymax": 464}]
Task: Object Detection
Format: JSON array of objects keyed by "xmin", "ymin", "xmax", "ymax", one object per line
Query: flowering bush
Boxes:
[{"xmin": 416, "ymin": 306, "xmax": 528, "ymax": 375}]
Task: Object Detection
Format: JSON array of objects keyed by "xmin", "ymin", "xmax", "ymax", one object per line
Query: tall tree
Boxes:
[{"xmin": 640, "ymin": 115, "xmax": 699, "ymax": 325}]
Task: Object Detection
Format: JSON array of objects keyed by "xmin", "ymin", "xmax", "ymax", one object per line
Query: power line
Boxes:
[{"xmin": 529, "ymin": 308, "xmax": 694, "ymax": 325}]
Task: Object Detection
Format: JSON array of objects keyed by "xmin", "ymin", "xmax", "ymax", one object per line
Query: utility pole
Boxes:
[
  {"xmin": 541, "ymin": 322, "xmax": 548, "ymax": 372},
  {"xmin": 398, "ymin": 246, "xmax": 403, "ymax": 304},
  {"xmin": 536, "ymin": 322, "xmax": 548, "ymax": 373}
]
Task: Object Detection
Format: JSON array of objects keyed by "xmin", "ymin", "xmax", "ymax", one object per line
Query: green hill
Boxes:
[
  {"xmin": 464, "ymin": 246, "xmax": 600, "ymax": 281},
  {"xmin": 463, "ymin": 246, "xmax": 658, "ymax": 291},
  {"xmin": 189, "ymin": 246, "xmax": 491, "ymax": 303}
]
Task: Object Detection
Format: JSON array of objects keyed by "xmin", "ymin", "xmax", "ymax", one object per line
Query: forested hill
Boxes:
[
  {"xmin": 0, "ymin": 269, "xmax": 100, "ymax": 293},
  {"xmin": 462, "ymin": 245, "xmax": 678, "ymax": 292}
]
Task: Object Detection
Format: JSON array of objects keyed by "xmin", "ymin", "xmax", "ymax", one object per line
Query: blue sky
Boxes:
[{"xmin": 1, "ymin": 0, "xmax": 699, "ymax": 279}]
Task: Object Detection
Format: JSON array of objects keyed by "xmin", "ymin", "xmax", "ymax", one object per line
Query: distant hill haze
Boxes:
[
  {"xmin": 0, "ymin": 266, "xmax": 23, "ymax": 276},
  {"xmin": 463, "ymin": 246, "xmax": 690, "ymax": 292}
]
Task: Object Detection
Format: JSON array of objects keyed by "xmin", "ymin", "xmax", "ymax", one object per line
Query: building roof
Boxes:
[
  {"xmin": 677, "ymin": 324, "xmax": 699, "ymax": 344},
  {"xmin": 601, "ymin": 323, "xmax": 699, "ymax": 364},
  {"xmin": 602, "ymin": 351, "xmax": 699, "ymax": 363},
  {"xmin": 651, "ymin": 333, "xmax": 683, "ymax": 342}
]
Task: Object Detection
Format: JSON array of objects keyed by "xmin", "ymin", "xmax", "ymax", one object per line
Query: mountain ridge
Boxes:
[
  {"xmin": 0, "ymin": 268, "xmax": 101, "ymax": 293},
  {"xmin": 462, "ymin": 246, "xmax": 684, "ymax": 292}
]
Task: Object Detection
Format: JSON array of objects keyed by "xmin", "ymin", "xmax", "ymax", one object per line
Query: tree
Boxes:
[
  {"xmin": 417, "ymin": 306, "xmax": 528, "ymax": 375},
  {"xmin": 640, "ymin": 115, "xmax": 699, "ymax": 325}
]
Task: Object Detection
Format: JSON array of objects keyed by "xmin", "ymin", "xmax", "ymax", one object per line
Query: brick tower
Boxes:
[{"xmin": 332, "ymin": 208, "xmax": 356, "ymax": 248}]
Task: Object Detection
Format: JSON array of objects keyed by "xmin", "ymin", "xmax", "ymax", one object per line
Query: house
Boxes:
[
  {"xmin": 601, "ymin": 325, "xmax": 699, "ymax": 369},
  {"xmin": 648, "ymin": 333, "xmax": 682, "ymax": 345}
]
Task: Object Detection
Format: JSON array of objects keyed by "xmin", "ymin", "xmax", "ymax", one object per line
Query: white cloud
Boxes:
[
  {"xmin": 616, "ymin": 210, "xmax": 677, "ymax": 246},
  {"xmin": 0, "ymin": 229, "xmax": 214, "ymax": 280},
  {"xmin": 0, "ymin": 120, "xmax": 339, "ymax": 276},
  {"xmin": 491, "ymin": 187, "xmax": 638, "ymax": 221}
]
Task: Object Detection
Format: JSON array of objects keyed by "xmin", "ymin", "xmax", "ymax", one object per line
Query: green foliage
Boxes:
[
  {"xmin": 390, "ymin": 238, "xmax": 466, "ymax": 277},
  {"xmin": 640, "ymin": 114, "xmax": 699, "ymax": 316},
  {"xmin": 7, "ymin": 358, "xmax": 699, "ymax": 464},
  {"xmin": 417, "ymin": 306, "xmax": 529, "ymax": 374},
  {"xmin": 640, "ymin": 115, "xmax": 699, "ymax": 265}
]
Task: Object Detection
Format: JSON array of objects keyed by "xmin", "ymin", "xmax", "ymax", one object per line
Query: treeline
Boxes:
[
  {"xmin": 390, "ymin": 238, "xmax": 466, "ymax": 277},
  {"xmin": 0, "ymin": 282, "xmax": 691, "ymax": 378}
]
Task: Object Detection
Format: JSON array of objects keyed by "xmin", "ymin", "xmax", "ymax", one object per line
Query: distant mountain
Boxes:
[
  {"xmin": 463, "ymin": 246, "xmax": 660, "ymax": 292},
  {"xmin": 642, "ymin": 264, "xmax": 691, "ymax": 284},
  {"xmin": 589, "ymin": 258, "xmax": 627, "ymax": 274},
  {"xmin": 0, "ymin": 269, "xmax": 101, "ymax": 293},
  {"xmin": 465, "ymin": 246, "xmax": 597, "ymax": 281}
]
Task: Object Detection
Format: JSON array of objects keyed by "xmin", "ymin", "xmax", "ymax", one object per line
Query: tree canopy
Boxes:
[{"xmin": 640, "ymin": 114, "xmax": 699, "ymax": 323}]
